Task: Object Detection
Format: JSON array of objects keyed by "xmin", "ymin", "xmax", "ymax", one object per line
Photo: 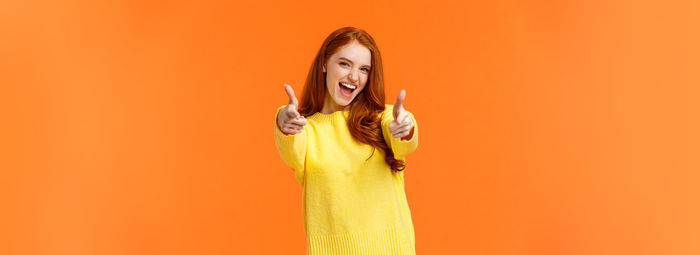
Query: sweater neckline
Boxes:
[{"xmin": 309, "ymin": 110, "xmax": 349, "ymax": 122}]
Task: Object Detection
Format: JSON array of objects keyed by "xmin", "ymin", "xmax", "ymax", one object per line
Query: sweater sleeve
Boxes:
[
  {"xmin": 273, "ymin": 105, "xmax": 308, "ymax": 185},
  {"xmin": 381, "ymin": 104, "xmax": 419, "ymax": 160}
]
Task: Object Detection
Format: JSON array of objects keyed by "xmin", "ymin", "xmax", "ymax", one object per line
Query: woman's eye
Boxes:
[
  {"xmin": 340, "ymin": 62, "xmax": 349, "ymax": 66},
  {"xmin": 361, "ymin": 68, "xmax": 369, "ymax": 72}
]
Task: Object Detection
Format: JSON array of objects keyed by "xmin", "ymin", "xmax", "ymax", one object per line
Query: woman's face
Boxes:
[{"xmin": 323, "ymin": 40, "xmax": 371, "ymax": 110}]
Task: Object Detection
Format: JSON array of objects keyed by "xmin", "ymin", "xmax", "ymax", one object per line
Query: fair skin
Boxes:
[
  {"xmin": 277, "ymin": 40, "xmax": 414, "ymax": 139},
  {"xmin": 321, "ymin": 40, "xmax": 371, "ymax": 114}
]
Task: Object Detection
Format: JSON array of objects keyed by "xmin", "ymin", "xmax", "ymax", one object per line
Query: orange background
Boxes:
[{"xmin": 1, "ymin": 0, "xmax": 699, "ymax": 254}]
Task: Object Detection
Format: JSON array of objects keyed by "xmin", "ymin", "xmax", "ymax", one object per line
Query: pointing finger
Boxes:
[
  {"xmin": 393, "ymin": 89, "xmax": 406, "ymax": 119},
  {"xmin": 284, "ymin": 84, "xmax": 299, "ymax": 106}
]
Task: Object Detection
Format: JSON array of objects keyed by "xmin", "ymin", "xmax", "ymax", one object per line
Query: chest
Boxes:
[{"xmin": 305, "ymin": 122, "xmax": 387, "ymax": 176}]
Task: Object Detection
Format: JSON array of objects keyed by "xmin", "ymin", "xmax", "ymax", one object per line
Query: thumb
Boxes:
[
  {"xmin": 393, "ymin": 89, "xmax": 406, "ymax": 119},
  {"xmin": 284, "ymin": 84, "xmax": 299, "ymax": 107}
]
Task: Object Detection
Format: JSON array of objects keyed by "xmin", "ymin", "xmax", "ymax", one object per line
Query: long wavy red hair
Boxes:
[{"xmin": 298, "ymin": 27, "xmax": 405, "ymax": 172}]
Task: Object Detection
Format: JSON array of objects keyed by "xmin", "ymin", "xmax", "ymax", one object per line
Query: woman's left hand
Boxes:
[{"xmin": 389, "ymin": 89, "xmax": 415, "ymax": 140}]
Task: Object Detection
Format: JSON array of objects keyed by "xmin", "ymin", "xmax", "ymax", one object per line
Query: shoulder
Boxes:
[{"xmin": 383, "ymin": 104, "xmax": 395, "ymax": 113}]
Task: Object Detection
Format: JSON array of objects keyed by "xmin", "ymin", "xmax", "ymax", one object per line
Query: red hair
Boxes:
[{"xmin": 298, "ymin": 27, "xmax": 405, "ymax": 172}]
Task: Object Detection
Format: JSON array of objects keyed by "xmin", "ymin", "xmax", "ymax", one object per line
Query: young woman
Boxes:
[{"xmin": 274, "ymin": 27, "xmax": 419, "ymax": 254}]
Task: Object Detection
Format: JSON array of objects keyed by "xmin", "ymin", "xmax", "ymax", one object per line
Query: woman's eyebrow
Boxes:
[{"xmin": 339, "ymin": 57, "xmax": 371, "ymax": 68}]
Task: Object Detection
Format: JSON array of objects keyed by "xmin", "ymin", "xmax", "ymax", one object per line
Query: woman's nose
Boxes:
[{"xmin": 347, "ymin": 70, "xmax": 359, "ymax": 83}]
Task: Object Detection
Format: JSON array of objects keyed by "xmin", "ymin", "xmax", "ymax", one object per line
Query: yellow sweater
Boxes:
[{"xmin": 274, "ymin": 104, "xmax": 419, "ymax": 255}]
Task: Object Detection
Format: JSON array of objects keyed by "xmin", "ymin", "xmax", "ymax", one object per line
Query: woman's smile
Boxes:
[{"xmin": 338, "ymin": 81, "xmax": 357, "ymax": 97}]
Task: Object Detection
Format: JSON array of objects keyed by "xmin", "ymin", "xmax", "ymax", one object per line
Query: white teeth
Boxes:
[{"xmin": 340, "ymin": 82, "xmax": 357, "ymax": 90}]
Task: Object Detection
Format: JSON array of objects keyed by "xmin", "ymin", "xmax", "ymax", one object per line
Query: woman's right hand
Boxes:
[{"xmin": 277, "ymin": 84, "xmax": 307, "ymax": 135}]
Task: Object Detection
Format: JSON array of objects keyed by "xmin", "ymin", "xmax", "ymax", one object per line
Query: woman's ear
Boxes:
[{"xmin": 322, "ymin": 64, "xmax": 326, "ymax": 73}]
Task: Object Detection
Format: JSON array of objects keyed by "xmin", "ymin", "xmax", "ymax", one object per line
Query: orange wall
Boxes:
[{"xmin": 1, "ymin": 0, "xmax": 699, "ymax": 254}]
